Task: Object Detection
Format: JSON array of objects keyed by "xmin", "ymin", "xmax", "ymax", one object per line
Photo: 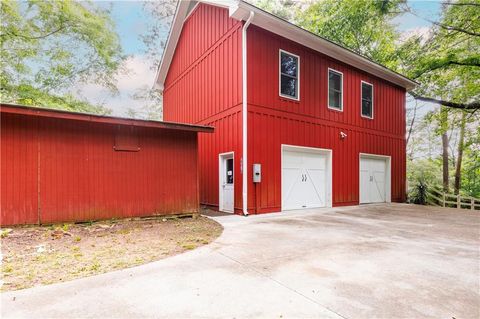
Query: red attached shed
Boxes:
[
  {"xmin": 156, "ymin": 1, "xmax": 417, "ymax": 216},
  {"xmin": 0, "ymin": 104, "xmax": 213, "ymax": 226}
]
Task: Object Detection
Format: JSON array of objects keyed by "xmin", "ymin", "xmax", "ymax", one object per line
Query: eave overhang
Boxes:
[{"xmin": 154, "ymin": 0, "xmax": 418, "ymax": 92}]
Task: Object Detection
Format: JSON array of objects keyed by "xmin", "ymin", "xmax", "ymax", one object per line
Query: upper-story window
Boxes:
[
  {"xmin": 328, "ymin": 68, "xmax": 343, "ymax": 111},
  {"xmin": 279, "ymin": 49, "xmax": 300, "ymax": 100},
  {"xmin": 361, "ymin": 81, "xmax": 374, "ymax": 119}
]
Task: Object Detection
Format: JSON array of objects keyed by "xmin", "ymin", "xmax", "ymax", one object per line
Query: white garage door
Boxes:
[
  {"xmin": 282, "ymin": 147, "xmax": 331, "ymax": 210},
  {"xmin": 360, "ymin": 156, "xmax": 388, "ymax": 204}
]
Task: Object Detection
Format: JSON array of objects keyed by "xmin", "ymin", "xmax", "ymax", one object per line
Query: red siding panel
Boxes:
[
  {"xmin": 1, "ymin": 112, "xmax": 200, "ymax": 226},
  {"xmin": 162, "ymin": 7, "xmax": 407, "ymax": 214},
  {"xmin": 247, "ymin": 26, "xmax": 407, "ymax": 213},
  {"xmin": 247, "ymin": 26, "xmax": 406, "ymax": 136},
  {"xmin": 197, "ymin": 109, "xmax": 243, "ymax": 211},
  {"xmin": 163, "ymin": 4, "xmax": 244, "ymax": 212},
  {"xmin": 1, "ymin": 113, "xmax": 39, "ymax": 225}
]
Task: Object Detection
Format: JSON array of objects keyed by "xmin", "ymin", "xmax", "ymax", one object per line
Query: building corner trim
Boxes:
[{"xmin": 242, "ymin": 11, "xmax": 254, "ymax": 216}]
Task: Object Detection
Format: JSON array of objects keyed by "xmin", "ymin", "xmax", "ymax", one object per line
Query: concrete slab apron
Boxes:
[{"xmin": 2, "ymin": 204, "xmax": 479, "ymax": 319}]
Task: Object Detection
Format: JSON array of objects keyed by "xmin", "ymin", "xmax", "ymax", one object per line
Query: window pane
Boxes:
[
  {"xmin": 281, "ymin": 52, "xmax": 298, "ymax": 77},
  {"xmin": 226, "ymin": 158, "xmax": 233, "ymax": 184},
  {"xmin": 328, "ymin": 70, "xmax": 342, "ymax": 109},
  {"xmin": 281, "ymin": 75, "xmax": 297, "ymax": 98},
  {"xmin": 362, "ymin": 83, "xmax": 372, "ymax": 101},
  {"xmin": 362, "ymin": 100, "xmax": 372, "ymax": 117},
  {"xmin": 329, "ymin": 71, "xmax": 341, "ymax": 91},
  {"xmin": 362, "ymin": 83, "xmax": 373, "ymax": 117},
  {"xmin": 329, "ymin": 90, "xmax": 341, "ymax": 109}
]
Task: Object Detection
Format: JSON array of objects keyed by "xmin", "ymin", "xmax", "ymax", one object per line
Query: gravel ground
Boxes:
[{"xmin": 1, "ymin": 216, "xmax": 222, "ymax": 292}]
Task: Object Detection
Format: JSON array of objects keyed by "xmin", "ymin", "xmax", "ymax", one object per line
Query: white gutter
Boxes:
[{"xmin": 242, "ymin": 11, "xmax": 254, "ymax": 216}]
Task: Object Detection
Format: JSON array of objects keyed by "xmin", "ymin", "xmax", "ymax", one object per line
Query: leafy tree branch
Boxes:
[
  {"xmin": 411, "ymin": 56, "xmax": 480, "ymax": 79},
  {"xmin": 0, "ymin": 0, "xmax": 125, "ymax": 113},
  {"xmin": 409, "ymin": 93, "xmax": 480, "ymax": 110},
  {"xmin": 429, "ymin": 19, "xmax": 480, "ymax": 37}
]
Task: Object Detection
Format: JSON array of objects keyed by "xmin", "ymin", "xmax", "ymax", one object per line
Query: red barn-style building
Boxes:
[
  {"xmin": 156, "ymin": 0, "xmax": 417, "ymax": 215},
  {"xmin": 1, "ymin": 104, "xmax": 212, "ymax": 226}
]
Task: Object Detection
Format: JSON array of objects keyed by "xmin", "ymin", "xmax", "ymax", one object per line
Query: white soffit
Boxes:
[{"xmin": 155, "ymin": 0, "xmax": 417, "ymax": 91}]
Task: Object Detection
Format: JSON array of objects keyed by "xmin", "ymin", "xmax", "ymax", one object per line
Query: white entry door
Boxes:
[
  {"xmin": 360, "ymin": 156, "xmax": 388, "ymax": 204},
  {"xmin": 219, "ymin": 153, "xmax": 234, "ymax": 213},
  {"xmin": 282, "ymin": 146, "xmax": 331, "ymax": 210}
]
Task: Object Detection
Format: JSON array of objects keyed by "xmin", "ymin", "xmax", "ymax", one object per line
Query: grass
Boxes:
[
  {"xmin": 1, "ymin": 216, "xmax": 222, "ymax": 292},
  {"xmin": 1, "ymin": 229, "xmax": 12, "ymax": 238}
]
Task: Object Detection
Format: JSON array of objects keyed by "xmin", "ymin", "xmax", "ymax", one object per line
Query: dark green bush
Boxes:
[{"xmin": 409, "ymin": 180, "xmax": 428, "ymax": 205}]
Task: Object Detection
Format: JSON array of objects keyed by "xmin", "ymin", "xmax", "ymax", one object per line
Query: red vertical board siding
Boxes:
[
  {"xmin": 163, "ymin": 4, "xmax": 244, "ymax": 212},
  {"xmin": 1, "ymin": 112, "xmax": 200, "ymax": 226},
  {"xmin": 162, "ymin": 6, "xmax": 407, "ymax": 214},
  {"xmin": 1, "ymin": 113, "xmax": 39, "ymax": 225},
  {"xmin": 247, "ymin": 26, "xmax": 406, "ymax": 213}
]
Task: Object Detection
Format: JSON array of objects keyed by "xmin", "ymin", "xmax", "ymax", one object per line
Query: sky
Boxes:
[
  {"xmin": 74, "ymin": 0, "xmax": 442, "ymax": 117},
  {"xmin": 73, "ymin": 1, "xmax": 156, "ymax": 116}
]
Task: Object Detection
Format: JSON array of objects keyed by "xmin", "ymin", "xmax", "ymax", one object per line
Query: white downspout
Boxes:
[{"xmin": 242, "ymin": 11, "xmax": 254, "ymax": 216}]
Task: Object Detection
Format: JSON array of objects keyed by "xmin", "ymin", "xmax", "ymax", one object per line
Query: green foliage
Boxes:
[
  {"xmin": 1, "ymin": 82, "xmax": 111, "ymax": 114},
  {"xmin": 461, "ymin": 125, "xmax": 480, "ymax": 197},
  {"xmin": 408, "ymin": 179, "xmax": 427, "ymax": 205},
  {"xmin": 291, "ymin": 0, "xmax": 479, "ymax": 198},
  {"xmin": 253, "ymin": 0, "xmax": 298, "ymax": 21},
  {"xmin": 1, "ymin": 229, "xmax": 12, "ymax": 238},
  {"xmin": 407, "ymin": 107, "xmax": 480, "ymax": 198},
  {"xmin": 1, "ymin": 0, "xmax": 124, "ymax": 113},
  {"xmin": 397, "ymin": 0, "xmax": 480, "ymax": 109},
  {"xmin": 141, "ymin": 0, "xmax": 176, "ymax": 70},
  {"xmin": 131, "ymin": 86, "xmax": 163, "ymax": 120},
  {"xmin": 137, "ymin": 0, "xmax": 176, "ymax": 119},
  {"xmin": 407, "ymin": 158, "xmax": 442, "ymax": 188},
  {"xmin": 295, "ymin": 0, "xmax": 403, "ymax": 68}
]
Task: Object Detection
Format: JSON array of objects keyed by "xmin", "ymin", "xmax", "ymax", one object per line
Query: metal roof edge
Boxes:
[
  {"xmin": 0, "ymin": 103, "xmax": 214, "ymax": 133},
  {"xmin": 236, "ymin": 0, "xmax": 418, "ymax": 91},
  {"xmin": 155, "ymin": 0, "xmax": 418, "ymax": 91}
]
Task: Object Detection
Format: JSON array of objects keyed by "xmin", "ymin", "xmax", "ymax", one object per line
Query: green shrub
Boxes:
[{"xmin": 409, "ymin": 179, "xmax": 428, "ymax": 205}]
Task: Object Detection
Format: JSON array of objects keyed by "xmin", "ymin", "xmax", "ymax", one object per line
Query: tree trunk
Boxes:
[
  {"xmin": 406, "ymin": 100, "xmax": 417, "ymax": 147},
  {"xmin": 442, "ymin": 132, "xmax": 449, "ymax": 192},
  {"xmin": 440, "ymin": 107, "xmax": 449, "ymax": 192},
  {"xmin": 454, "ymin": 111, "xmax": 467, "ymax": 194}
]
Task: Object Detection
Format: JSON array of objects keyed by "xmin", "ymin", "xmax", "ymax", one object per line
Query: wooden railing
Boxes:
[{"xmin": 425, "ymin": 186, "xmax": 480, "ymax": 210}]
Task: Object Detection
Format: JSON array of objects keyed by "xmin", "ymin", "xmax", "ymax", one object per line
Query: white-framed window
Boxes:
[
  {"xmin": 279, "ymin": 49, "xmax": 300, "ymax": 100},
  {"xmin": 361, "ymin": 81, "xmax": 374, "ymax": 119},
  {"xmin": 328, "ymin": 68, "xmax": 343, "ymax": 111}
]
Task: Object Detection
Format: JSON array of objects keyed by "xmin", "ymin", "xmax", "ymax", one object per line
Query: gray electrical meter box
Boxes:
[{"xmin": 253, "ymin": 164, "xmax": 261, "ymax": 183}]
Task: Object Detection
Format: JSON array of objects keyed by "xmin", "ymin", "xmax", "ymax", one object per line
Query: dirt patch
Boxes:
[{"xmin": 1, "ymin": 216, "xmax": 222, "ymax": 292}]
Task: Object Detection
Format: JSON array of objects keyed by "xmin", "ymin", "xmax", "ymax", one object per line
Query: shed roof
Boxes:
[
  {"xmin": 155, "ymin": 0, "xmax": 418, "ymax": 91},
  {"xmin": 1, "ymin": 103, "xmax": 214, "ymax": 133}
]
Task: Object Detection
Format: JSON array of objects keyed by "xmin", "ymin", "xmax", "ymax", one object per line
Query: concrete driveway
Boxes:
[{"xmin": 2, "ymin": 204, "xmax": 479, "ymax": 318}]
